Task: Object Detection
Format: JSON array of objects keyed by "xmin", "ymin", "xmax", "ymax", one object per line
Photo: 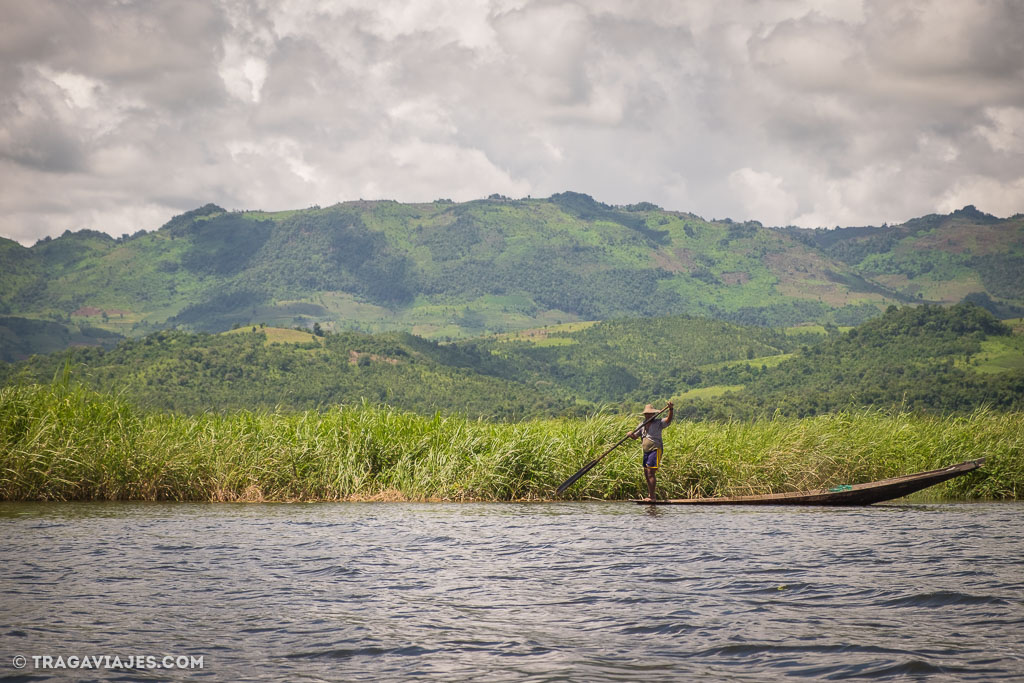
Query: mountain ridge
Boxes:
[{"xmin": 2, "ymin": 193, "xmax": 1022, "ymax": 360}]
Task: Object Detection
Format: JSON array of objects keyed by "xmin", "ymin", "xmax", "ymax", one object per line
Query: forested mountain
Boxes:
[
  {"xmin": 2, "ymin": 194, "xmax": 1022, "ymax": 360},
  {"xmin": 0, "ymin": 326, "xmax": 580, "ymax": 419},
  {"xmin": 685, "ymin": 304, "xmax": 1024, "ymax": 419},
  {"xmin": 2, "ymin": 305, "xmax": 1020, "ymax": 420}
]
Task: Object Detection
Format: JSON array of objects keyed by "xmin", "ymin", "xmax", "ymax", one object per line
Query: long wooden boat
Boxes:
[{"xmin": 632, "ymin": 458, "xmax": 985, "ymax": 506}]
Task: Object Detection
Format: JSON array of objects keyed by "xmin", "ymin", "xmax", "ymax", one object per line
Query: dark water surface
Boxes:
[{"xmin": 1, "ymin": 502, "xmax": 1022, "ymax": 681}]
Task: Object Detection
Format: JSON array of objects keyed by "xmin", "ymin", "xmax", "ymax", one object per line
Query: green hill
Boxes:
[
  {"xmin": 0, "ymin": 326, "xmax": 583, "ymax": 420},
  {"xmin": 783, "ymin": 206, "xmax": 1024, "ymax": 311},
  {"xmin": 2, "ymin": 304, "xmax": 1020, "ymax": 420},
  {"xmin": 4, "ymin": 195, "xmax": 1023, "ymax": 361},
  {"xmin": 682, "ymin": 303, "xmax": 1024, "ymax": 419},
  {"xmin": 0, "ymin": 315, "xmax": 801, "ymax": 419},
  {"xmin": 470, "ymin": 315, "xmax": 817, "ymax": 402}
]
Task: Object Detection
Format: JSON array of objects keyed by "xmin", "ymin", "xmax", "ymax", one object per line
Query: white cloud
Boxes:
[
  {"xmin": 494, "ymin": 3, "xmax": 591, "ymax": 104},
  {"xmin": 751, "ymin": 16, "xmax": 862, "ymax": 91},
  {"xmin": 728, "ymin": 168, "xmax": 799, "ymax": 226},
  {"xmin": 226, "ymin": 137, "xmax": 318, "ymax": 184},
  {"xmin": 387, "ymin": 97, "xmax": 458, "ymax": 137},
  {"xmin": 0, "ymin": 0, "xmax": 1022, "ymax": 245},
  {"xmin": 219, "ymin": 52, "xmax": 268, "ymax": 103},
  {"xmin": 388, "ymin": 139, "xmax": 531, "ymax": 200},
  {"xmin": 938, "ymin": 176, "xmax": 1024, "ymax": 218},
  {"xmin": 975, "ymin": 107, "xmax": 1024, "ymax": 154},
  {"xmin": 40, "ymin": 67, "xmax": 102, "ymax": 110}
]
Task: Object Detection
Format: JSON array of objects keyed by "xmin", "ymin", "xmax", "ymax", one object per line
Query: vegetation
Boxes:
[
  {"xmin": 1, "ymin": 382, "xmax": 1018, "ymax": 502},
  {"xmin": 0, "ymin": 327, "xmax": 585, "ymax": 420},
  {"xmin": 0, "ymin": 316, "xmax": 122, "ymax": 363},
  {"xmin": 686, "ymin": 304, "xmax": 1024, "ymax": 419},
  {"xmin": 3, "ymin": 198, "xmax": 1021, "ymax": 504},
  {"xmin": 475, "ymin": 315, "xmax": 817, "ymax": 402},
  {"xmin": 476, "ymin": 303, "xmax": 1023, "ymax": 417},
  {"xmin": 4, "ymin": 196, "xmax": 1022, "ymax": 359},
  {"xmin": 1, "ymin": 304, "xmax": 1021, "ymax": 420}
]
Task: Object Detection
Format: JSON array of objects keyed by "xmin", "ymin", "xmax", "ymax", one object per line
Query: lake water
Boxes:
[{"xmin": 1, "ymin": 502, "xmax": 1022, "ymax": 681}]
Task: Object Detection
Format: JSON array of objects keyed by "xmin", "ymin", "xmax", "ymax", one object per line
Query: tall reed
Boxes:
[{"xmin": 1, "ymin": 383, "xmax": 1020, "ymax": 502}]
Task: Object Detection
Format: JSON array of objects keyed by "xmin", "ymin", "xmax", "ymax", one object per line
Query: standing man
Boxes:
[{"xmin": 630, "ymin": 402, "xmax": 673, "ymax": 501}]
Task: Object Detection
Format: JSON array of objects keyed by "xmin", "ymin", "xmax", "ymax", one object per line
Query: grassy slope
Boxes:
[
  {"xmin": 688, "ymin": 304, "xmax": 1024, "ymax": 419},
  {"xmin": 477, "ymin": 315, "xmax": 810, "ymax": 403},
  {"xmin": 961, "ymin": 337, "xmax": 1024, "ymax": 374},
  {"xmin": 5, "ymin": 198, "xmax": 1021, "ymax": 360},
  {"xmin": 1, "ymin": 317, "xmax": 795, "ymax": 418},
  {"xmin": 0, "ymin": 327, "xmax": 589, "ymax": 420},
  {"xmin": 795, "ymin": 207, "xmax": 1024, "ymax": 306},
  {"xmin": 2, "ymin": 306, "xmax": 1020, "ymax": 421}
]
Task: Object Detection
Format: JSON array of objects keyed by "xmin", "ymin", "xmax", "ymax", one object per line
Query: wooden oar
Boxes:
[{"xmin": 556, "ymin": 405, "xmax": 669, "ymax": 495}]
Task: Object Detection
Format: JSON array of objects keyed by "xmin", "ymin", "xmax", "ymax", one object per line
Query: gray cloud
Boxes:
[{"xmin": 0, "ymin": 0, "xmax": 1021, "ymax": 244}]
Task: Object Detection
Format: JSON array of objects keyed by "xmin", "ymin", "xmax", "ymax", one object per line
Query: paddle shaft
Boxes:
[{"xmin": 556, "ymin": 405, "xmax": 669, "ymax": 494}]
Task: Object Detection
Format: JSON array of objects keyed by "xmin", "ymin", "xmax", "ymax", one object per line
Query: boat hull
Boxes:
[{"xmin": 632, "ymin": 458, "xmax": 985, "ymax": 506}]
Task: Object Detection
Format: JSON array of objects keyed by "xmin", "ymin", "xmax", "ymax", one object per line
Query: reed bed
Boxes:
[{"xmin": 1, "ymin": 383, "xmax": 1021, "ymax": 502}]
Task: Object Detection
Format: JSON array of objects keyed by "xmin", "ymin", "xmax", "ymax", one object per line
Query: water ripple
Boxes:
[{"xmin": 1, "ymin": 501, "xmax": 1022, "ymax": 681}]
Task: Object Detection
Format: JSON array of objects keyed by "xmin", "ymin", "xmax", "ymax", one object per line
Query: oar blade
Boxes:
[{"xmin": 556, "ymin": 459, "xmax": 600, "ymax": 494}]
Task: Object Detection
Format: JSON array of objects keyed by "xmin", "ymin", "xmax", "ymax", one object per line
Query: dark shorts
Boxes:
[{"xmin": 643, "ymin": 447, "xmax": 662, "ymax": 469}]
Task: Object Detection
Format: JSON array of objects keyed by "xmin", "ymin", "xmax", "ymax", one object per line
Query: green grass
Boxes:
[
  {"xmin": 225, "ymin": 326, "xmax": 321, "ymax": 346},
  {"xmin": 785, "ymin": 324, "xmax": 828, "ymax": 335},
  {"xmin": 676, "ymin": 385, "xmax": 745, "ymax": 401},
  {"xmin": 699, "ymin": 354, "xmax": 794, "ymax": 371},
  {"xmin": 522, "ymin": 337, "xmax": 578, "ymax": 347},
  {"xmin": 495, "ymin": 321, "xmax": 599, "ymax": 343},
  {"xmin": 783, "ymin": 324, "xmax": 854, "ymax": 336},
  {"xmin": 962, "ymin": 338, "xmax": 1024, "ymax": 374},
  {"xmin": 2, "ymin": 382, "xmax": 1019, "ymax": 502}
]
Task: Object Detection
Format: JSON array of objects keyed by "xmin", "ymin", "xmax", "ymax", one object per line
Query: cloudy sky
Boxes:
[{"xmin": 2, "ymin": 0, "xmax": 1023, "ymax": 244}]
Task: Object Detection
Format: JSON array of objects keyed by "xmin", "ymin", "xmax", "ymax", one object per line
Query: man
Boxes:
[{"xmin": 629, "ymin": 402, "xmax": 673, "ymax": 501}]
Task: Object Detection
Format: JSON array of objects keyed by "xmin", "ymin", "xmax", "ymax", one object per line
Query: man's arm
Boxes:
[{"xmin": 664, "ymin": 401, "xmax": 674, "ymax": 426}]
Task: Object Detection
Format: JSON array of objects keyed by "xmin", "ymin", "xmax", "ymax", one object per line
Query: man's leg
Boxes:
[{"xmin": 644, "ymin": 466, "xmax": 656, "ymax": 500}]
